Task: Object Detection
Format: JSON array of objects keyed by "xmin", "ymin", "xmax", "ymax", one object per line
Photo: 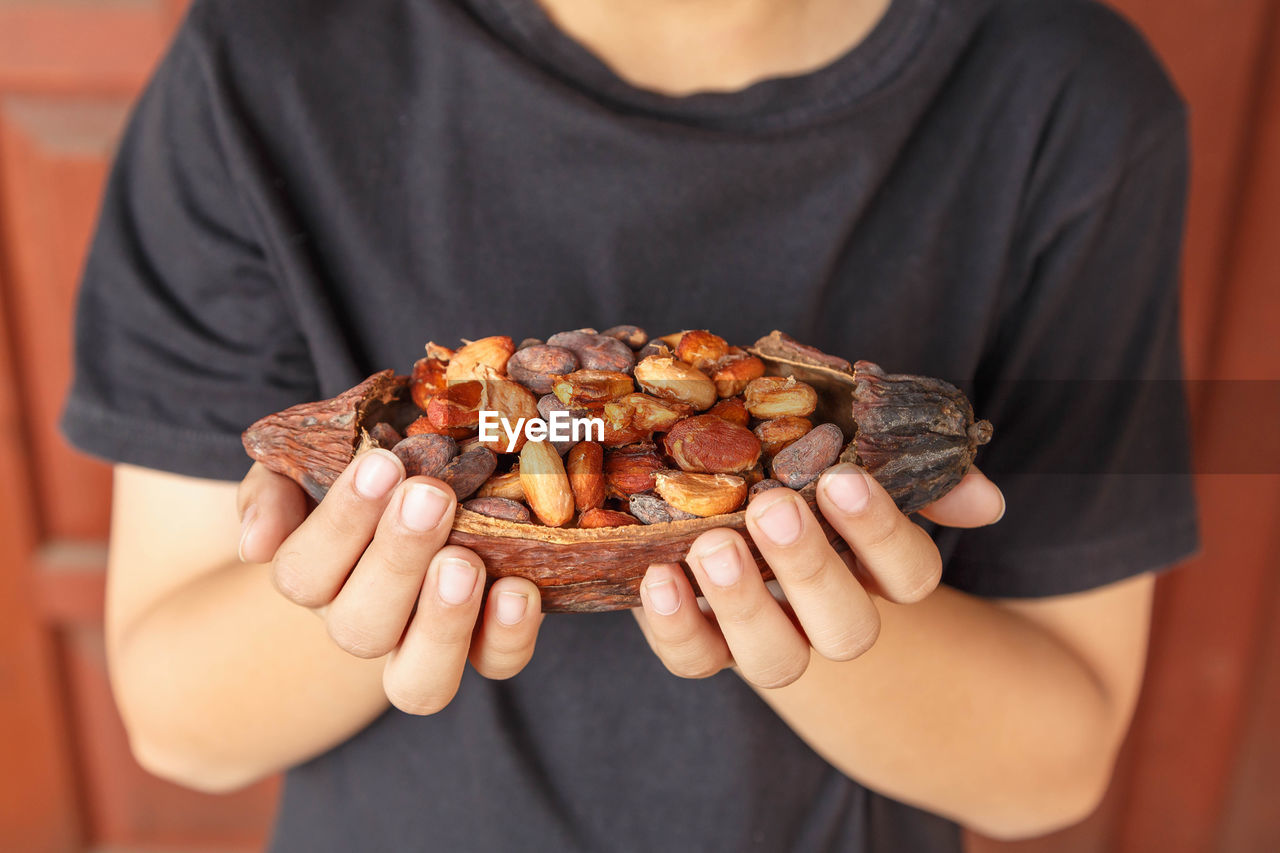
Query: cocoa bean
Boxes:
[
  {"xmin": 770, "ymin": 423, "xmax": 842, "ymax": 488},
  {"xmin": 439, "ymin": 446, "xmax": 498, "ymax": 500},
  {"xmin": 464, "ymin": 497, "xmax": 532, "ymax": 523},
  {"xmin": 578, "ymin": 507, "xmax": 642, "ymax": 529},
  {"xmin": 628, "ymin": 493, "xmax": 698, "ymax": 524},
  {"xmin": 546, "ymin": 331, "xmax": 636, "ymax": 374},
  {"xmin": 748, "ymin": 478, "xmax": 786, "ymax": 499},
  {"xmin": 391, "ymin": 433, "xmax": 459, "ymax": 478},
  {"xmin": 368, "ymin": 422, "xmax": 403, "ymax": 449},
  {"xmin": 601, "ymin": 325, "xmax": 649, "ymax": 349},
  {"xmin": 506, "ymin": 345, "xmax": 580, "ymax": 394}
]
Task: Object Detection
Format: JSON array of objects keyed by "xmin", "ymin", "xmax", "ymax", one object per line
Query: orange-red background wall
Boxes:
[{"xmin": 0, "ymin": 1, "xmax": 1276, "ymax": 850}]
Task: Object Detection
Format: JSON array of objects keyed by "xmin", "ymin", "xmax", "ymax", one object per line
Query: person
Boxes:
[{"xmin": 60, "ymin": 0, "xmax": 1200, "ymax": 849}]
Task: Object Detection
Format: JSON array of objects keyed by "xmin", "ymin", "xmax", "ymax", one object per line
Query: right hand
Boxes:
[{"xmin": 236, "ymin": 450, "xmax": 543, "ymax": 715}]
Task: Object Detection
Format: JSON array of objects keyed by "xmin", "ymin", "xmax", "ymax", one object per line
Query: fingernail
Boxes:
[
  {"xmin": 238, "ymin": 504, "xmax": 258, "ymax": 563},
  {"xmin": 697, "ymin": 539, "xmax": 741, "ymax": 588},
  {"xmin": 400, "ymin": 483, "xmax": 451, "ymax": 531},
  {"xmin": 755, "ymin": 496, "xmax": 802, "ymax": 545},
  {"xmin": 354, "ymin": 450, "xmax": 402, "ymax": 499},
  {"xmin": 495, "ymin": 591, "xmax": 528, "ymax": 625},
  {"xmin": 646, "ymin": 577, "xmax": 680, "ymax": 615},
  {"xmin": 823, "ymin": 464, "xmax": 870, "ymax": 515},
  {"xmin": 437, "ymin": 557, "xmax": 479, "ymax": 605}
]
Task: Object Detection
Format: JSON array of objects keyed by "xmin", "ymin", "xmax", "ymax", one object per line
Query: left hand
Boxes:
[{"xmin": 633, "ymin": 463, "xmax": 1005, "ymax": 688}]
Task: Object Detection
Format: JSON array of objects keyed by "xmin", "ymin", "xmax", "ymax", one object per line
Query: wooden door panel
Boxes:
[{"xmin": 0, "ymin": 95, "xmax": 121, "ymax": 541}]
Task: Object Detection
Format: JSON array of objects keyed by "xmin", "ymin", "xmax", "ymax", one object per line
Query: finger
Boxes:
[
  {"xmin": 685, "ymin": 530, "xmax": 811, "ymax": 689},
  {"xmin": 635, "ymin": 563, "xmax": 733, "ymax": 679},
  {"xmin": 324, "ymin": 477, "xmax": 457, "ymax": 658},
  {"xmin": 382, "ymin": 546, "xmax": 485, "ymax": 715},
  {"xmin": 917, "ymin": 467, "xmax": 1005, "ymax": 528},
  {"xmin": 271, "ymin": 448, "xmax": 405, "ymax": 609},
  {"xmin": 236, "ymin": 462, "xmax": 310, "ymax": 565},
  {"xmin": 744, "ymin": 489, "xmax": 881, "ymax": 662},
  {"xmin": 469, "ymin": 576, "xmax": 544, "ymax": 679},
  {"xmin": 816, "ymin": 463, "xmax": 943, "ymax": 604}
]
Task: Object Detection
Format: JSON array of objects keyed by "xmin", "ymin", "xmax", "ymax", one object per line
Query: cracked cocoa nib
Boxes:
[{"xmin": 845, "ymin": 361, "xmax": 992, "ymax": 514}]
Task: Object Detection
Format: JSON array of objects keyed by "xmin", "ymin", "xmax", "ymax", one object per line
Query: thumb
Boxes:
[
  {"xmin": 916, "ymin": 467, "xmax": 1005, "ymax": 529},
  {"xmin": 236, "ymin": 462, "xmax": 311, "ymax": 564}
]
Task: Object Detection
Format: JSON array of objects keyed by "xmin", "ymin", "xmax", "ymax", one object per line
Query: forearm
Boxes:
[
  {"xmin": 111, "ymin": 558, "xmax": 388, "ymax": 792},
  {"xmin": 752, "ymin": 584, "xmax": 1132, "ymax": 839}
]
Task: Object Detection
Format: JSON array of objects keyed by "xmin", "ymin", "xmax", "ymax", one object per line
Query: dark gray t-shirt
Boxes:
[{"xmin": 62, "ymin": 0, "xmax": 1200, "ymax": 849}]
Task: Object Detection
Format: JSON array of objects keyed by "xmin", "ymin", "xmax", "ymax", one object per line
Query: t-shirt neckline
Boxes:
[{"xmin": 462, "ymin": 0, "xmax": 937, "ymax": 131}]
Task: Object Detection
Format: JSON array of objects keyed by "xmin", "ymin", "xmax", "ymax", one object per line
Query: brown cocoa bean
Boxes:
[
  {"xmin": 476, "ymin": 468, "xmax": 525, "ymax": 501},
  {"xmin": 464, "ymin": 497, "xmax": 532, "ymax": 523},
  {"xmin": 578, "ymin": 507, "xmax": 642, "ymax": 529},
  {"xmin": 744, "ymin": 376, "xmax": 818, "ymax": 419},
  {"xmin": 706, "ymin": 396, "xmax": 750, "ymax": 427},
  {"xmin": 601, "ymin": 325, "xmax": 649, "ymax": 349},
  {"xmin": 391, "ymin": 433, "xmax": 459, "ymax": 478},
  {"xmin": 546, "ymin": 331, "xmax": 636, "ymax": 374},
  {"xmin": 519, "ymin": 440, "xmax": 575, "ymax": 526},
  {"xmin": 770, "ymin": 423, "xmax": 842, "ymax": 488},
  {"xmin": 604, "ymin": 443, "xmax": 665, "ymax": 498},
  {"xmin": 748, "ymin": 478, "xmax": 786, "ymax": 499},
  {"xmin": 368, "ymin": 422, "xmax": 403, "ymax": 449},
  {"xmin": 662, "ymin": 414, "xmax": 762, "ymax": 474},
  {"xmin": 653, "ymin": 471, "xmax": 748, "ymax": 517},
  {"xmin": 754, "ymin": 416, "xmax": 813, "ymax": 459},
  {"xmin": 506, "ymin": 345, "xmax": 580, "ymax": 394},
  {"xmin": 439, "ymin": 446, "xmax": 498, "ymax": 500},
  {"xmin": 674, "ymin": 329, "xmax": 730, "ymax": 370},
  {"xmin": 635, "ymin": 341, "xmax": 671, "ymax": 361},
  {"xmin": 566, "ymin": 441, "xmax": 606, "ymax": 512},
  {"xmin": 628, "ymin": 493, "xmax": 698, "ymax": 524}
]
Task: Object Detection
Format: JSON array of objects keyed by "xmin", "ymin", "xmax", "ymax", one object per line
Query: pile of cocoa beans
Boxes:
[{"xmin": 369, "ymin": 326, "xmax": 849, "ymax": 529}]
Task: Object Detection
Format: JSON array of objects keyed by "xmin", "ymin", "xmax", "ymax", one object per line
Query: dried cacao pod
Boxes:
[{"xmin": 242, "ymin": 329, "xmax": 991, "ymax": 612}]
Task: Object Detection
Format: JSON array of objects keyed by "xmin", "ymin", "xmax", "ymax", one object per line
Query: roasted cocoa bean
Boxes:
[
  {"xmin": 754, "ymin": 416, "xmax": 813, "ymax": 458},
  {"xmin": 748, "ymin": 478, "xmax": 786, "ymax": 499},
  {"xmin": 662, "ymin": 414, "xmax": 761, "ymax": 474},
  {"xmin": 601, "ymin": 325, "xmax": 649, "ymax": 349},
  {"xmin": 604, "ymin": 443, "xmax": 665, "ymax": 498},
  {"xmin": 439, "ymin": 446, "xmax": 498, "ymax": 500},
  {"xmin": 464, "ymin": 497, "xmax": 532, "ymax": 523},
  {"xmin": 391, "ymin": 433, "xmax": 459, "ymax": 478},
  {"xmin": 566, "ymin": 441, "xmax": 606, "ymax": 512},
  {"xmin": 770, "ymin": 423, "xmax": 842, "ymax": 488},
  {"xmin": 506, "ymin": 345, "xmax": 580, "ymax": 394},
  {"xmin": 578, "ymin": 507, "xmax": 642, "ymax": 529},
  {"xmin": 546, "ymin": 331, "xmax": 636, "ymax": 374},
  {"xmin": 628, "ymin": 493, "xmax": 698, "ymax": 524},
  {"xmin": 368, "ymin": 422, "xmax": 403, "ymax": 449}
]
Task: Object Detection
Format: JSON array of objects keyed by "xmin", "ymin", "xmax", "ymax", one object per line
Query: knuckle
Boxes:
[
  {"xmin": 662, "ymin": 652, "xmax": 724, "ymax": 680},
  {"xmin": 813, "ymin": 615, "xmax": 880, "ymax": 662},
  {"xmin": 887, "ymin": 554, "xmax": 943, "ymax": 604},
  {"xmin": 720, "ymin": 592, "xmax": 770, "ymax": 629},
  {"xmin": 271, "ymin": 548, "xmax": 325, "ymax": 606},
  {"xmin": 859, "ymin": 509, "xmax": 902, "ymax": 551},
  {"xmin": 415, "ymin": 612, "xmax": 478, "ymax": 650},
  {"xmin": 471, "ymin": 647, "xmax": 533, "ymax": 680},
  {"xmin": 326, "ymin": 617, "xmax": 392, "ymax": 659},
  {"xmin": 747, "ymin": 650, "xmax": 810, "ymax": 689},
  {"xmin": 385, "ymin": 683, "xmax": 454, "ymax": 716}
]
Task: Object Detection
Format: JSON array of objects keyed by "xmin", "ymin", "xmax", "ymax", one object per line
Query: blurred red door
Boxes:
[{"xmin": 0, "ymin": 1, "xmax": 1275, "ymax": 851}]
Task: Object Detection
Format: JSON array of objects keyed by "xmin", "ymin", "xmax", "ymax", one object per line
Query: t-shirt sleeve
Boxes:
[
  {"xmin": 59, "ymin": 12, "xmax": 319, "ymax": 482},
  {"xmin": 935, "ymin": 115, "xmax": 1201, "ymax": 598}
]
